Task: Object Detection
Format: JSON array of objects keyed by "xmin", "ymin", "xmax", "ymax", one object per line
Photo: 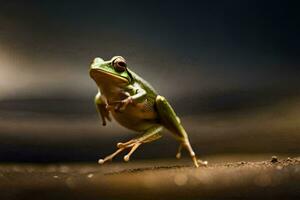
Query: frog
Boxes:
[{"xmin": 89, "ymin": 56, "xmax": 207, "ymax": 167}]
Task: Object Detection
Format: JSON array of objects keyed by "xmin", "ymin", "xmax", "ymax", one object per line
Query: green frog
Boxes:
[{"xmin": 89, "ymin": 56, "xmax": 207, "ymax": 167}]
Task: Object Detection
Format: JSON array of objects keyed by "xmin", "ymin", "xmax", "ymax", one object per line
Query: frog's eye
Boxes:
[{"xmin": 113, "ymin": 57, "xmax": 127, "ymax": 72}]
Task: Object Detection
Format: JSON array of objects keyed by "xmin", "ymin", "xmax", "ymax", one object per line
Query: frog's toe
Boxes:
[
  {"xmin": 175, "ymin": 143, "xmax": 183, "ymax": 159},
  {"xmin": 98, "ymin": 148, "xmax": 125, "ymax": 165},
  {"xmin": 123, "ymin": 155, "xmax": 130, "ymax": 162},
  {"xmin": 98, "ymin": 159, "xmax": 105, "ymax": 164},
  {"xmin": 117, "ymin": 139, "xmax": 137, "ymax": 148},
  {"xmin": 197, "ymin": 159, "xmax": 208, "ymax": 167},
  {"xmin": 123, "ymin": 142, "xmax": 141, "ymax": 162}
]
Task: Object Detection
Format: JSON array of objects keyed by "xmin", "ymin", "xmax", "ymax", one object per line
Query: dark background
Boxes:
[{"xmin": 0, "ymin": 0, "xmax": 299, "ymax": 162}]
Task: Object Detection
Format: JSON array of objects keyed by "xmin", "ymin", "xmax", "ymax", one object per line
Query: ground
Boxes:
[{"xmin": 0, "ymin": 155, "xmax": 299, "ymax": 200}]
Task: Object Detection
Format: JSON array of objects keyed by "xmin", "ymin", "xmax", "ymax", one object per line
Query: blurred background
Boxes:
[{"xmin": 0, "ymin": 0, "xmax": 299, "ymax": 162}]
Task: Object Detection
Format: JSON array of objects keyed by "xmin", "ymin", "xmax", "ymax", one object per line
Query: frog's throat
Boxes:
[{"xmin": 90, "ymin": 69, "xmax": 129, "ymax": 83}]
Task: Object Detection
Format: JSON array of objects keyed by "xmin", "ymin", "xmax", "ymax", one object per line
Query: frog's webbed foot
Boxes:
[{"xmin": 98, "ymin": 125, "xmax": 163, "ymax": 165}]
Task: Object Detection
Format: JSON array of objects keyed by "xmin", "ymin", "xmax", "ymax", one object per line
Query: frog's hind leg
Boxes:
[
  {"xmin": 156, "ymin": 95, "xmax": 207, "ymax": 168},
  {"xmin": 98, "ymin": 125, "xmax": 163, "ymax": 164}
]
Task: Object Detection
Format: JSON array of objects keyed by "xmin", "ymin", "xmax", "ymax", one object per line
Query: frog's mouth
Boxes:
[{"xmin": 89, "ymin": 68, "xmax": 129, "ymax": 84}]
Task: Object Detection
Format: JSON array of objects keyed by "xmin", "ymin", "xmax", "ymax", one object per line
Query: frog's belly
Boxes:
[{"xmin": 111, "ymin": 102, "xmax": 159, "ymax": 132}]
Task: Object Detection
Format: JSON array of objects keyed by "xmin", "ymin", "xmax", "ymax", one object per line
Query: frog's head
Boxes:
[{"xmin": 89, "ymin": 56, "xmax": 132, "ymax": 86}]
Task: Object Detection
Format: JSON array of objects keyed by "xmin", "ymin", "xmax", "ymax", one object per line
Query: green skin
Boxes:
[{"xmin": 89, "ymin": 56, "xmax": 206, "ymax": 167}]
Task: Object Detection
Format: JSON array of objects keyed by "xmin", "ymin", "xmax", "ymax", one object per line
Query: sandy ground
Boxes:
[{"xmin": 0, "ymin": 155, "xmax": 299, "ymax": 200}]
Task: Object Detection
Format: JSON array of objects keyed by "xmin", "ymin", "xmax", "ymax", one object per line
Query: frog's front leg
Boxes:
[
  {"xmin": 98, "ymin": 125, "xmax": 163, "ymax": 164},
  {"xmin": 94, "ymin": 92, "xmax": 111, "ymax": 126},
  {"xmin": 114, "ymin": 85, "xmax": 146, "ymax": 111}
]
